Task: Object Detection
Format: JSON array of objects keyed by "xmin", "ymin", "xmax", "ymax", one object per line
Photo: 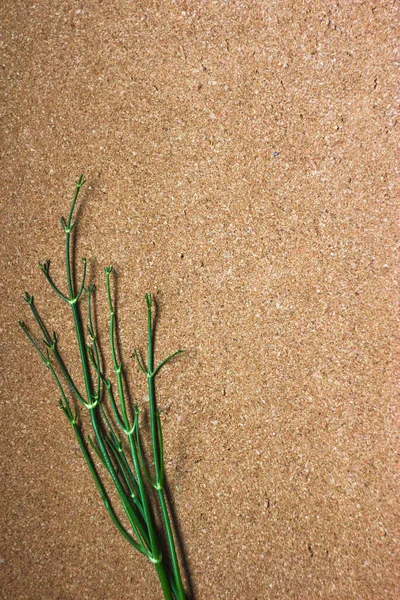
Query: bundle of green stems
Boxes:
[{"xmin": 19, "ymin": 176, "xmax": 186, "ymax": 600}]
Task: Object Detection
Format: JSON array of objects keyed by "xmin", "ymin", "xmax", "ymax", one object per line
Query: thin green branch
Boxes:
[
  {"xmin": 135, "ymin": 408, "xmax": 157, "ymax": 490},
  {"xmin": 67, "ymin": 175, "xmax": 85, "ymax": 228},
  {"xmin": 152, "ymin": 349, "xmax": 184, "ymax": 378},
  {"xmin": 38, "ymin": 260, "xmax": 70, "ymax": 303},
  {"xmin": 69, "ymin": 424, "xmax": 146, "ymax": 556},
  {"xmin": 104, "ymin": 266, "xmax": 133, "ymax": 432},
  {"xmin": 61, "ymin": 184, "xmax": 159, "ymax": 562},
  {"xmin": 23, "ymin": 293, "xmax": 85, "ymax": 404},
  {"xmin": 103, "ymin": 433, "xmax": 151, "ymax": 550},
  {"xmin": 134, "ymin": 349, "xmax": 147, "ymax": 375},
  {"xmin": 19, "ymin": 176, "xmax": 186, "ymax": 600},
  {"xmin": 144, "ymin": 294, "xmax": 186, "ymax": 600},
  {"xmin": 19, "ymin": 320, "xmax": 49, "ymax": 366},
  {"xmin": 103, "ymin": 267, "xmax": 164, "ymax": 565},
  {"xmin": 98, "ymin": 403, "xmax": 146, "ymax": 522},
  {"xmin": 74, "ymin": 257, "xmax": 87, "ymax": 303},
  {"xmin": 156, "ymin": 409, "xmax": 165, "ymax": 489},
  {"xmin": 86, "ymin": 285, "xmax": 101, "ymax": 403}
]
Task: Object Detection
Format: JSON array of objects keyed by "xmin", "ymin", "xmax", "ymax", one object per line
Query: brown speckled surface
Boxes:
[{"xmin": 1, "ymin": 1, "xmax": 399, "ymax": 599}]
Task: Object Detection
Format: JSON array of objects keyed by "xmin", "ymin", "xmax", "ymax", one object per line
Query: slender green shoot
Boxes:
[{"xmin": 19, "ymin": 176, "xmax": 187, "ymax": 600}]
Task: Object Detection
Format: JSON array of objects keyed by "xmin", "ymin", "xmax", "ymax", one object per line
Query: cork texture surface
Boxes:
[{"xmin": 1, "ymin": 1, "xmax": 399, "ymax": 599}]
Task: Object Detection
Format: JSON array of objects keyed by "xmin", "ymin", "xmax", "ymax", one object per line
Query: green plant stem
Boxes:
[
  {"xmin": 146, "ymin": 295, "xmax": 186, "ymax": 600},
  {"xmin": 105, "ymin": 269, "xmax": 165, "ymax": 570},
  {"xmin": 70, "ymin": 418, "xmax": 147, "ymax": 555},
  {"xmin": 62, "ymin": 182, "xmax": 155, "ymax": 557},
  {"xmin": 89, "ymin": 407, "xmax": 150, "ymax": 553},
  {"xmin": 21, "ymin": 176, "xmax": 186, "ymax": 600},
  {"xmin": 155, "ymin": 561, "xmax": 175, "ymax": 600},
  {"xmin": 67, "ymin": 273, "xmax": 151, "ymax": 552}
]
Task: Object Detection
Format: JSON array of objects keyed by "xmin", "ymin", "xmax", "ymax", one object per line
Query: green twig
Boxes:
[{"xmin": 19, "ymin": 176, "xmax": 187, "ymax": 600}]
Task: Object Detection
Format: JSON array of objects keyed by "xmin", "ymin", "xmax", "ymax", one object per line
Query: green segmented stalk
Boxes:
[
  {"xmin": 104, "ymin": 266, "xmax": 164, "ymax": 567},
  {"xmin": 19, "ymin": 176, "xmax": 187, "ymax": 600},
  {"xmin": 144, "ymin": 294, "xmax": 186, "ymax": 600}
]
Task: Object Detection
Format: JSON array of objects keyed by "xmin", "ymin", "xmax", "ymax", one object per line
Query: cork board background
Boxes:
[{"xmin": 1, "ymin": 1, "xmax": 399, "ymax": 599}]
